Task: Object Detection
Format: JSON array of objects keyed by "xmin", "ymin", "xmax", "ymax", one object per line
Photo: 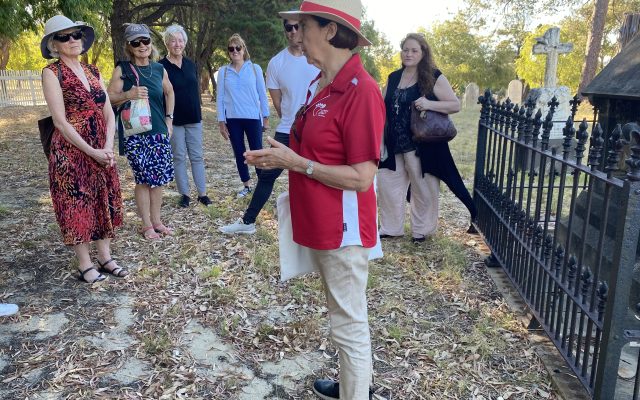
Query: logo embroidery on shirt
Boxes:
[{"xmin": 313, "ymin": 102, "xmax": 329, "ymax": 117}]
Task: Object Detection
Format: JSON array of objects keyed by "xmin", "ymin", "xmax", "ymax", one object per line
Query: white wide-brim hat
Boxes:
[
  {"xmin": 40, "ymin": 15, "xmax": 95, "ymax": 59},
  {"xmin": 279, "ymin": 0, "xmax": 371, "ymax": 47}
]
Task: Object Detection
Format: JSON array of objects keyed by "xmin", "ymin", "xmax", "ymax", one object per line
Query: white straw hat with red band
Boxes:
[{"xmin": 278, "ymin": 0, "xmax": 372, "ymax": 47}]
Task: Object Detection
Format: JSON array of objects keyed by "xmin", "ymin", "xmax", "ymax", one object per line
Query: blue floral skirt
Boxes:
[{"xmin": 124, "ymin": 132, "xmax": 174, "ymax": 188}]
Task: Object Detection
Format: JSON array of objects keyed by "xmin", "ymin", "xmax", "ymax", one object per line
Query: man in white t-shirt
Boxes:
[{"xmin": 220, "ymin": 17, "xmax": 319, "ymax": 234}]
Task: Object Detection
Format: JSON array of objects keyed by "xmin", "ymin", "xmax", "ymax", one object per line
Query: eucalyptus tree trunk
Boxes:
[
  {"xmin": 618, "ymin": 13, "xmax": 640, "ymax": 50},
  {"xmin": 0, "ymin": 37, "xmax": 10, "ymax": 70},
  {"xmin": 578, "ymin": 0, "xmax": 610, "ymax": 95},
  {"xmin": 110, "ymin": 0, "xmax": 131, "ymax": 64}
]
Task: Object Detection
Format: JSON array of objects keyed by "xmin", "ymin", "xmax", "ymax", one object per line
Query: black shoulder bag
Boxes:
[{"xmin": 38, "ymin": 62, "xmax": 63, "ymax": 158}]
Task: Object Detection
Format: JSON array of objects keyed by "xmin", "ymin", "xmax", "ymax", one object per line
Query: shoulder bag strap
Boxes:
[{"xmin": 128, "ymin": 62, "xmax": 141, "ymax": 86}]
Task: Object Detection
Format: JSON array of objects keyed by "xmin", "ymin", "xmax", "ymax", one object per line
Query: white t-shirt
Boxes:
[{"xmin": 266, "ymin": 48, "xmax": 319, "ymax": 134}]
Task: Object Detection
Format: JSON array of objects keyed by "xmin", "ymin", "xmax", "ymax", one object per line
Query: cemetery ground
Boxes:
[{"xmin": 0, "ymin": 103, "xmax": 561, "ymax": 399}]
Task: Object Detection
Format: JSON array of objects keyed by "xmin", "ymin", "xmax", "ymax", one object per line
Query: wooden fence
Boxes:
[{"xmin": 0, "ymin": 70, "xmax": 45, "ymax": 107}]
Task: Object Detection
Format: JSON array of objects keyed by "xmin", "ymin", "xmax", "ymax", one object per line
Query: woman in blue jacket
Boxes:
[{"xmin": 217, "ymin": 33, "xmax": 270, "ymax": 198}]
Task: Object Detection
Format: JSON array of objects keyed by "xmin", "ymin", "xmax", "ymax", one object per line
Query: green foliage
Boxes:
[
  {"xmin": 6, "ymin": 30, "xmax": 47, "ymax": 70},
  {"xmin": 420, "ymin": 15, "xmax": 516, "ymax": 94},
  {"xmin": 359, "ymin": 18, "xmax": 395, "ymax": 85}
]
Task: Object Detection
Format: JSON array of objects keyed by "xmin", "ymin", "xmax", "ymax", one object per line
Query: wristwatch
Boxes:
[
  {"xmin": 165, "ymin": 113, "xmax": 174, "ymax": 119},
  {"xmin": 305, "ymin": 160, "xmax": 314, "ymax": 177}
]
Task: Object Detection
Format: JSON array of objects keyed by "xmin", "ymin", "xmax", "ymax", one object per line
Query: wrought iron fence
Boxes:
[{"xmin": 472, "ymin": 90, "xmax": 640, "ymax": 399}]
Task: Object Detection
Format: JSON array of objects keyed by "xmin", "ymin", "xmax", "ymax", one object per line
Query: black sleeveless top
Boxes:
[{"xmin": 380, "ymin": 67, "xmax": 442, "ymax": 170}]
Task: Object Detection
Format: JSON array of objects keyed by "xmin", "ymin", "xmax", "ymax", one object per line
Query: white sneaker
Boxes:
[
  {"xmin": 0, "ymin": 303, "xmax": 19, "ymax": 317},
  {"xmin": 237, "ymin": 186, "xmax": 252, "ymax": 198},
  {"xmin": 219, "ymin": 218, "xmax": 256, "ymax": 235}
]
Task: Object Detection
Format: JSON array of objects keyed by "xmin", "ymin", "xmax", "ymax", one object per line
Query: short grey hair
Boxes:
[{"xmin": 163, "ymin": 24, "xmax": 188, "ymax": 46}]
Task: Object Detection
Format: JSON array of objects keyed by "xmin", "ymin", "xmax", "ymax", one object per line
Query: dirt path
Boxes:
[{"xmin": 0, "ymin": 104, "xmax": 558, "ymax": 399}]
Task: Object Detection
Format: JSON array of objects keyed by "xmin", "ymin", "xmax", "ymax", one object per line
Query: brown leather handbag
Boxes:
[{"xmin": 410, "ymin": 105, "xmax": 457, "ymax": 143}]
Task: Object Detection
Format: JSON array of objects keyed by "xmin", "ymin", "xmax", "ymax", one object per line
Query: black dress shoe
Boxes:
[
  {"xmin": 412, "ymin": 236, "xmax": 426, "ymax": 244},
  {"xmin": 312, "ymin": 379, "xmax": 373, "ymax": 399},
  {"xmin": 179, "ymin": 194, "xmax": 190, "ymax": 208},
  {"xmin": 197, "ymin": 195, "xmax": 212, "ymax": 206}
]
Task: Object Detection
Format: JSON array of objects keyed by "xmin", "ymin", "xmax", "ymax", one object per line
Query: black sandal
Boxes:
[
  {"xmin": 78, "ymin": 266, "xmax": 106, "ymax": 284},
  {"xmin": 97, "ymin": 259, "xmax": 129, "ymax": 278}
]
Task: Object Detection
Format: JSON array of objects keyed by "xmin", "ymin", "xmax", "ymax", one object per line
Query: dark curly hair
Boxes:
[{"xmin": 401, "ymin": 33, "xmax": 437, "ymax": 97}]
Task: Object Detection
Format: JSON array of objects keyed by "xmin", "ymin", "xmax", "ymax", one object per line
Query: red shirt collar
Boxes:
[{"xmin": 329, "ymin": 54, "xmax": 364, "ymax": 94}]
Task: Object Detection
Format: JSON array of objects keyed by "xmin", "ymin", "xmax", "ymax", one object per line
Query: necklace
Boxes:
[
  {"xmin": 134, "ymin": 64, "xmax": 153, "ymax": 80},
  {"xmin": 398, "ymin": 69, "xmax": 417, "ymax": 89}
]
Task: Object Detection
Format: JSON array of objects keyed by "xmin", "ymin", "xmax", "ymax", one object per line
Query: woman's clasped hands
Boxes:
[{"xmin": 91, "ymin": 147, "xmax": 116, "ymax": 168}]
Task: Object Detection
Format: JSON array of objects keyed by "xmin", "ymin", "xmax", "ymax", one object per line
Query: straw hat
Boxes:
[
  {"xmin": 40, "ymin": 15, "xmax": 95, "ymax": 59},
  {"xmin": 279, "ymin": 0, "xmax": 371, "ymax": 47}
]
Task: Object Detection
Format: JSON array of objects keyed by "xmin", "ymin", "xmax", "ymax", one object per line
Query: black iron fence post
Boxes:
[
  {"xmin": 593, "ymin": 179, "xmax": 640, "ymax": 399},
  {"xmin": 593, "ymin": 130, "xmax": 640, "ymax": 399}
]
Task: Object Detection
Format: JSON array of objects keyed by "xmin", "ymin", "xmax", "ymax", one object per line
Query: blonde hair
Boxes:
[{"xmin": 227, "ymin": 33, "xmax": 250, "ymax": 60}]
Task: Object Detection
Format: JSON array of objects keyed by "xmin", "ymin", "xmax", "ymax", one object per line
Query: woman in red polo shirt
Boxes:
[{"xmin": 244, "ymin": 2, "xmax": 384, "ymax": 399}]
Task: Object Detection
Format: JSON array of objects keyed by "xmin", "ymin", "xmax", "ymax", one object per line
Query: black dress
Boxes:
[{"xmin": 380, "ymin": 67, "xmax": 477, "ymax": 220}]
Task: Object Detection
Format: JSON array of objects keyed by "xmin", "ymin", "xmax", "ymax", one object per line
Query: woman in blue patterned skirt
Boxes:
[{"xmin": 107, "ymin": 23, "xmax": 175, "ymax": 240}]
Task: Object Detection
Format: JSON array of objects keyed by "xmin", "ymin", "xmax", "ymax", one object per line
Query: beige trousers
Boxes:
[
  {"xmin": 310, "ymin": 245, "xmax": 372, "ymax": 400},
  {"xmin": 378, "ymin": 151, "xmax": 440, "ymax": 238}
]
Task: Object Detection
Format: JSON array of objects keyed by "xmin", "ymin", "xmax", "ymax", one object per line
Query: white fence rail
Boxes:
[{"xmin": 0, "ymin": 70, "xmax": 45, "ymax": 107}]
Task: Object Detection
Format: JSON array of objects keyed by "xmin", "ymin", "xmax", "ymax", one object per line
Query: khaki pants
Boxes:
[
  {"xmin": 310, "ymin": 245, "xmax": 372, "ymax": 400},
  {"xmin": 378, "ymin": 151, "xmax": 440, "ymax": 238}
]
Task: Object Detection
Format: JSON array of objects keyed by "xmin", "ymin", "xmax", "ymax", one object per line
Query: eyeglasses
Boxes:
[
  {"xmin": 53, "ymin": 30, "xmax": 83, "ymax": 42},
  {"xmin": 284, "ymin": 23, "xmax": 299, "ymax": 32},
  {"xmin": 129, "ymin": 37, "xmax": 151, "ymax": 47},
  {"xmin": 228, "ymin": 45, "xmax": 242, "ymax": 53}
]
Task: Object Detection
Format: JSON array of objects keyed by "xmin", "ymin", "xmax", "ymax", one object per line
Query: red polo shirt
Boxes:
[{"xmin": 289, "ymin": 54, "xmax": 385, "ymax": 250}]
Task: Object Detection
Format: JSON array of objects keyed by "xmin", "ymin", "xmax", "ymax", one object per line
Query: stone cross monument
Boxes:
[
  {"xmin": 525, "ymin": 26, "xmax": 574, "ymax": 141},
  {"xmin": 532, "ymin": 27, "xmax": 573, "ymax": 88}
]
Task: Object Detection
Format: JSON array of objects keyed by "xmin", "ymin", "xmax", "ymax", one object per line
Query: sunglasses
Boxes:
[
  {"xmin": 129, "ymin": 37, "xmax": 151, "ymax": 47},
  {"xmin": 53, "ymin": 30, "xmax": 83, "ymax": 42},
  {"xmin": 291, "ymin": 105, "xmax": 308, "ymax": 143},
  {"xmin": 284, "ymin": 23, "xmax": 299, "ymax": 32},
  {"xmin": 228, "ymin": 45, "xmax": 242, "ymax": 53}
]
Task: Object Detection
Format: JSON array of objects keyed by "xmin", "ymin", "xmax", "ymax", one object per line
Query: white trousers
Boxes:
[
  {"xmin": 378, "ymin": 151, "xmax": 440, "ymax": 238},
  {"xmin": 310, "ymin": 245, "xmax": 372, "ymax": 400}
]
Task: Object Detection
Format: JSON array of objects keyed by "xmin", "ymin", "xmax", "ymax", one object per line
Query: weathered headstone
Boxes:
[
  {"xmin": 524, "ymin": 27, "xmax": 574, "ymax": 141},
  {"xmin": 507, "ymin": 80, "xmax": 524, "ymax": 104},
  {"xmin": 462, "ymin": 82, "xmax": 479, "ymax": 108}
]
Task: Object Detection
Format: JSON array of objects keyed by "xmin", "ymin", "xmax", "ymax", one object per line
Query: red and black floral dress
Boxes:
[{"xmin": 46, "ymin": 62, "xmax": 123, "ymax": 246}]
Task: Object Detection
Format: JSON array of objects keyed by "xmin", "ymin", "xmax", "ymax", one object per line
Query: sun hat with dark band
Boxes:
[
  {"xmin": 278, "ymin": 0, "xmax": 371, "ymax": 47},
  {"xmin": 40, "ymin": 15, "xmax": 95, "ymax": 59}
]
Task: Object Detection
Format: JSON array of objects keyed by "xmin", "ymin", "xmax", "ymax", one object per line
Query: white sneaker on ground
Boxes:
[
  {"xmin": 237, "ymin": 186, "xmax": 252, "ymax": 198},
  {"xmin": 219, "ymin": 218, "xmax": 256, "ymax": 235},
  {"xmin": 0, "ymin": 303, "xmax": 19, "ymax": 317}
]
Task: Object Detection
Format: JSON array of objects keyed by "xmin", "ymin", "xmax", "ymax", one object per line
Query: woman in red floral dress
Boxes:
[{"xmin": 41, "ymin": 15, "xmax": 125, "ymax": 283}]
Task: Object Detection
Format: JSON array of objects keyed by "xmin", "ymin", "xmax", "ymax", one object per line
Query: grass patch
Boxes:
[
  {"xmin": 201, "ymin": 265, "xmax": 222, "ymax": 280},
  {"xmin": 143, "ymin": 328, "xmax": 171, "ymax": 355},
  {"xmin": 256, "ymin": 323, "xmax": 276, "ymax": 340},
  {"xmin": 203, "ymin": 197, "xmax": 233, "ymax": 220},
  {"xmin": 206, "ymin": 284, "xmax": 236, "ymax": 305},
  {"xmin": 0, "ymin": 205, "xmax": 9, "ymax": 217}
]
